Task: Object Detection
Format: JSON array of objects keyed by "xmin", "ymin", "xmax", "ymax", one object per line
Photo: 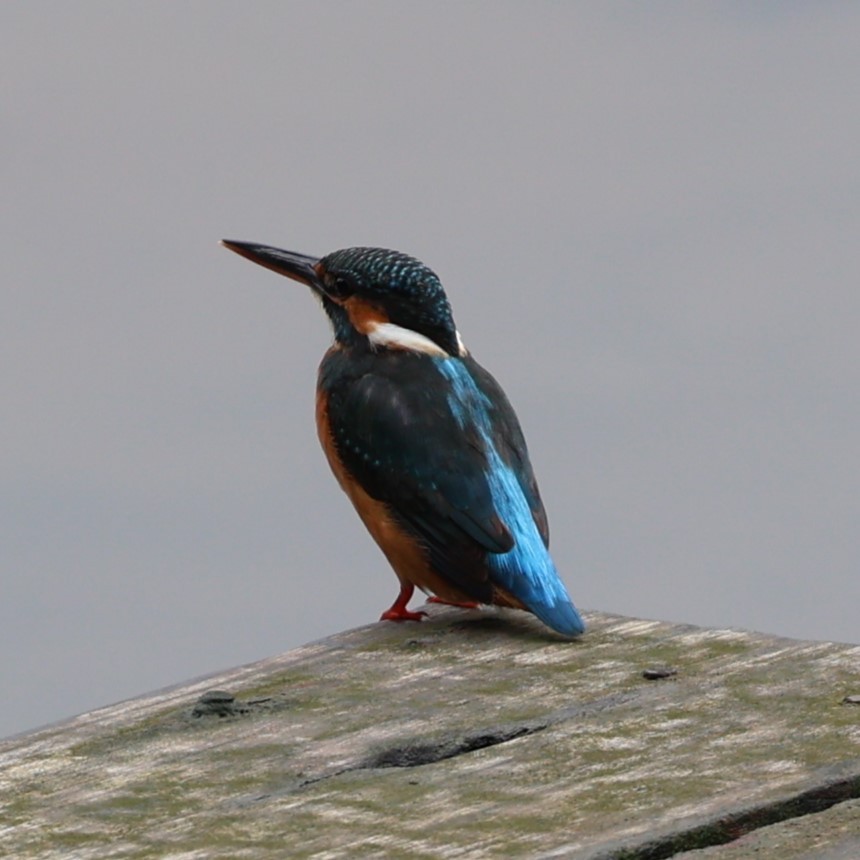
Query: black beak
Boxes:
[{"xmin": 220, "ymin": 240, "xmax": 324, "ymax": 293}]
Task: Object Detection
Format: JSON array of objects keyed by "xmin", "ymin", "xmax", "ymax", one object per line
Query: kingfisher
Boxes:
[{"xmin": 220, "ymin": 240, "xmax": 585, "ymax": 638}]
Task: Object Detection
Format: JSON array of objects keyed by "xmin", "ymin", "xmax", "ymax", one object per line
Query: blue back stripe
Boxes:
[{"xmin": 435, "ymin": 359, "xmax": 584, "ymax": 636}]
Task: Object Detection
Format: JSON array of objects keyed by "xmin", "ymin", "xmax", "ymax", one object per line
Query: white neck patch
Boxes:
[{"xmin": 366, "ymin": 321, "xmax": 467, "ymax": 358}]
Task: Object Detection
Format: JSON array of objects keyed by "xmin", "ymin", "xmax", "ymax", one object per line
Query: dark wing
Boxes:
[{"xmin": 321, "ymin": 350, "xmax": 515, "ymax": 601}]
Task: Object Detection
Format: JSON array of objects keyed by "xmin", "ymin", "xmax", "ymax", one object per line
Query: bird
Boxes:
[{"xmin": 220, "ymin": 240, "xmax": 585, "ymax": 638}]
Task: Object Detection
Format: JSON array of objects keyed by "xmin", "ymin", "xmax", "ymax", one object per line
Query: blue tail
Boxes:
[
  {"xmin": 484, "ymin": 453, "xmax": 585, "ymax": 638},
  {"xmin": 527, "ymin": 586, "xmax": 586, "ymax": 638}
]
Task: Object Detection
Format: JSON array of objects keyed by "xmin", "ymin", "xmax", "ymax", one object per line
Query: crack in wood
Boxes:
[
  {"xmin": 239, "ymin": 690, "xmax": 646, "ymax": 805},
  {"xmin": 594, "ymin": 773, "xmax": 860, "ymax": 859},
  {"xmin": 364, "ymin": 723, "xmax": 539, "ymax": 769},
  {"xmin": 277, "ymin": 722, "xmax": 545, "ymax": 797}
]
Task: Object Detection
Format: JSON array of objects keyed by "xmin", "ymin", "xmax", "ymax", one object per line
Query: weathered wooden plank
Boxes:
[{"xmin": 1, "ymin": 607, "xmax": 858, "ymax": 858}]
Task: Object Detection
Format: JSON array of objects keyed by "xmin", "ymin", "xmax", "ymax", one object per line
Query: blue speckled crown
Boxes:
[{"xmin": 321, "ymin": 248, "xmax": 458, "ymax": 350}]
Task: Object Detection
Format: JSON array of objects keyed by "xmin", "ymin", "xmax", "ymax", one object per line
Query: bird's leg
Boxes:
[
  {"xmin": 380, "ymin": 582, "xmax": 427, "ymax": 622},
  {"xmin": 427, "ymin": 596, "xmax": 480, "ymax": 609}
]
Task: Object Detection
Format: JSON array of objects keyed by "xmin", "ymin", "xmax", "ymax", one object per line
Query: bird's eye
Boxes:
[{"xmin": 324, "ymin": 273, "xmax": 355, "ymax": 300}]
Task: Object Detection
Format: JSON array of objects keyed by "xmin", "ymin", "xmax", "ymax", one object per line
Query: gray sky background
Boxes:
[{"xmin": 3, "ymin": 3, "xmax": 859, "ymax": 739}]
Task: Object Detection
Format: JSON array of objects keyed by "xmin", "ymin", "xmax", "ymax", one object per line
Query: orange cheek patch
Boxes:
[{"xmin": 343, "ymin": 296, "xmax": 390, "ymax": 335}]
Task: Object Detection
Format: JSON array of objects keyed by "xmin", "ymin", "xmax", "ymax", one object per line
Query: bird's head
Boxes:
[{"xmin": 221, "ymin": 241, "xmax": 465, "ymax": 358}]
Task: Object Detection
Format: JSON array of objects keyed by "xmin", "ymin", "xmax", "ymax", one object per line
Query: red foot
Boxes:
[
  {"xmin": 380, "ymin": 606, "xmax": 428, "ymax": 622},
  {"xmin": 380, "ymin": 582, "xmax": 427, "ymax": 623},
  {"xmin": 427, "ymin": 596, "xmax": 480, "ymax": 609}
]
